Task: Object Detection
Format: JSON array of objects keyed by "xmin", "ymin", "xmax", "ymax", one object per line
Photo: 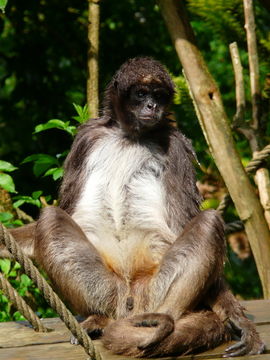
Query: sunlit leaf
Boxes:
[
  {"xmin": 0, "ymin": 259, "xmax": 11, "ymax": 275},
  {"xmin": 0, "ymin": 0, "xmax": 8, "ymax": 13},
  {"xmin": 0, "ymin": 161, "xmax": 17, "ymax": 172},
  {"xmin": 0, "ymin": 173, "xmax": 16, "ymax": 193}
]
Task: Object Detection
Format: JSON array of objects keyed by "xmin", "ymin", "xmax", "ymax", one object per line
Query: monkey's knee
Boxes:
[{"xmin": 192, "ymin": 209, "xmax": 225, "ymax": 247}]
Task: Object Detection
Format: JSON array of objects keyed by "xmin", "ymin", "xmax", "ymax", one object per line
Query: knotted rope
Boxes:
[
  {"xmin": 0, "ymin": 223, "xmax": 102, "ymax": 360},
  {"xmin": 218, "ymin": 144, "xmax": 270, "ymax": 218}
]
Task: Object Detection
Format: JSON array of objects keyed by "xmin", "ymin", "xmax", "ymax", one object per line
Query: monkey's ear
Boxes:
[{"xmin": 113, "ymin": 80, "xmax": 118, "ymax": 89}]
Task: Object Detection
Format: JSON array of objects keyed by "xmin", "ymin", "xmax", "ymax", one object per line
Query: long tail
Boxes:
[{"xmin": 102, "ymin": 311, "xmax": 231, "ymax": 358}]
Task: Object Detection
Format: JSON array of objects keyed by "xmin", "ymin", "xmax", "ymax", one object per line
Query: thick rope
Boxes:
[
  {"xmin": 218, "ymin": 144, "xmax": 270, "ymax": 214},
  {"xmin": 225, "ymin": 220, "xmax": 244, "ymax": 235},
  {"xmin": 217, "ymin": 194, "xmax": 231, "ymax": 214},
  {"xmin": 0, "ymin": 272, "xmax": 48, "ymax": 332},
  {"xmin": 245, "ymin": 144, "xmax": 270, "ymax": 173},
  {"xmin": 0, "ymin": 223, "xmax": 102, "ymax": 360}
]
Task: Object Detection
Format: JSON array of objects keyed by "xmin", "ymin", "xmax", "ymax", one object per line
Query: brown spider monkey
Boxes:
[{"xmin": 6, "ymin": 57, "xmax": 264, "ymax": 357}]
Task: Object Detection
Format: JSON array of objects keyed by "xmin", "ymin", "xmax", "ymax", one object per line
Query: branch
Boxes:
[
  {"xmin": 87, "ymin": 0, "xmax": 100, "ymax": 118},
  {"xmin": 255, "ymin": 168, "xmax": 270, "ymax": 229},
  {"xmin": 229, "ymin": 42, "xmax": 246, "ymax": 128},
  {"xmin": 229, "ymin": 42, "xmax": 260, "ymax": 151},
  {"xmin": 158, "ymin": 0, "xmax": 270, "ymax": 298},
  {"xmin": 244, "ymin": 0, "xmax": 261, "ymax": 134}
]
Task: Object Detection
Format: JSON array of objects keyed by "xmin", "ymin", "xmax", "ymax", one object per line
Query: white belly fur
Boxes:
[{"xmin": 72, "ymin": 132, "xmax": 177, "ymax": 275}]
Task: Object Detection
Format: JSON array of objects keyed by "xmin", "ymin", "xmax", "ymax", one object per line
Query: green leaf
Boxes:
[
  {"xmin": 72, "ymin": 103, "xmax": 89, "ymax": 123},
  {"xmin": 0, "ymin": 161, "xmax": 17, "ymax": 172},
  {"xmin": 200, "ymin": 198, "xmax": 219, "ymax": 210},
  {"xmin": 44, "ymin": 167, "xmax": 63, "ymax": 180},
  {"xmin": 34, "ymin": 119, "xmax": 76, "ymax": 136},
  {"xmin": 0, "ymin": 173, "xmax": 16, "ymax": 193},
  {"xmin": 13, "ymin": 311, "xmax": 26, "ymax": 321},
  {"xmin": 0, "ymin": 0, "xmax": 8, "ymax": 13},
  {"xmin": 34, "ymin": 119, "xmax": 68, "ymax": 132},
  {"xmin": 0, "ymin": 259, "xmax": 11, "ymax": 275},
  {"xmin": 0, "ymin": 212, "xmax": 13, "ymax": 223},
  {"xmin": 12, "ymin": 199, "xmax": 25, "ymax": 208},
  {"xmin": 22, "ymin": 154, "xmax": 59, "ymax": 177},
  {"xmin": 32, "ymin": 190, "xmax": 42, "ymax": 199},
  {"xmin": 20, "ymin": 274, "xmax": 32, "ymax": 287},
  {"xmin": 52, "ymin": 168, "xmax": 64, "ymax": 180},
  {"xmin": 13, "ymin": 196, "xmax": 41, "ymax": 209}
]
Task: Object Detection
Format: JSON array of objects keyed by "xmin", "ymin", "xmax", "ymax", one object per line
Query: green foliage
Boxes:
[
  {"xmin": 0, "ymin": 160, "xmax": 17, "ymax": 193},
  {"xmin": 188, "ymin": 0, "xmax": 245, "ymax": 42},
  {"xmin": 0, "ymin": 0, "xmax": 8, "ymax": 13},
  {"xmin": 20, "ymin": 104, "xmax": 84, "ymax": 184},
  {"xmin": 13, "ymin": 190, "xmax": 45, "ymax": 209},
  {"xmin": 0, "ymin": 173, "xmax": 16, "ymax": 193},
  {"xmin": 34, "ymin": 119, "xmax": 76, "ymax": 137},
  {"xmin": 22, "ymin": 154, "xmax": 60, "ymax": 177},
  {"xmin": 0, "ymin": 259, "xmax": 56, "ymax": 321},
  {"xmin": 72, "ymin": 103, "xmax": 89, "ymax": 124},
  {"xmin": 0, "ymin": 212, "xmax": 13, "ymax": 224},
  {"xmin": 225, "ymin": 249, "xmax": 262, "ymax": 299}
]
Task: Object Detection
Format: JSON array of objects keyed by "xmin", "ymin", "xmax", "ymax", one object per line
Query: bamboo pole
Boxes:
[
  {"xmin": 87, "ymin": 0, "xmax": 100, "ymax": 118},
  {"xmin": 158, "ymin": 0, "xmax": 270, "ymax": 298}
]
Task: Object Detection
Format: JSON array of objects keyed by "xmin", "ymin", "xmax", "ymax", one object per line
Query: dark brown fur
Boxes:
[{"xmin": 4, "ymin": 57, "xmax": 264, "ymax": 357}]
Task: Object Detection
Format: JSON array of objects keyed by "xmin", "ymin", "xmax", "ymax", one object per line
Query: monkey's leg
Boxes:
[
  {"xmin": 150, "ymin": 310, "xmax": 231, "ymax": 357},
  {"xmin": 34, "ymin": 206, "xmax": 127, "ymax": 318},
  {"xmin": 149, "ymin": 209, "xmax": 225, "ymax": 319},
  {"xmin": 0, "ymin": 222, "xmax": 36, "ymax": 258},
  {"xmin": 207, "ymin": 279, "xmax": 265, "ymax": 357},
  {"xmin": 102, "ymin": 310, "xmax": 230, "ymax": 357}
]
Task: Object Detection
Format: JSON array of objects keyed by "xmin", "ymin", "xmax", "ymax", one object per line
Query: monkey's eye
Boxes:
[
  {"xmin": 136, "ymin": 90, "xmax": 147, "ymax": 99},
  {"xmin": 154, "ymin": 90, "xmax": 170, "ymax": 103}
]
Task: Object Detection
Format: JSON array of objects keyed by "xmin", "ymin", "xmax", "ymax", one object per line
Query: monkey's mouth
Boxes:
[{"xmin": 139, "ymin": 116, "xmax": 159, "ymax": 126}]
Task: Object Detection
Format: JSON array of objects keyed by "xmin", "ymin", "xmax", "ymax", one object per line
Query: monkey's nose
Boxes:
[{"xmin": 147, "ymin": 102, "xmax": 155, "ymax": 109}]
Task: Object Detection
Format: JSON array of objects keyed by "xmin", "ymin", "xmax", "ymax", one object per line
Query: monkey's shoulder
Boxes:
[{"xmin": 166, "ymin": 127, "xmax": 198, "ymax": 164}]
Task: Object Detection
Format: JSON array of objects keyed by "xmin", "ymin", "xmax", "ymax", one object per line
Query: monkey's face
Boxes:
[{"xmin": 120, "ymin": 83, "xmax": 172, "ymax": 135}]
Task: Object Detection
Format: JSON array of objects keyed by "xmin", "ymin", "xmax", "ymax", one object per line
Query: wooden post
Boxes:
[
  {"xmin": 158, "ymin": 0, "xmax": 270, "ymax": 298},
  {"xmin": 87, "ymin": 0, "xmax": 100, "ymax": 118}
]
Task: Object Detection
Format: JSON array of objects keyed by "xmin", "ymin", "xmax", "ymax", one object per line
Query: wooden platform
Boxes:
[{"xmin": 0, "ymin": 300, "xmax": 269, "ymax": 360}]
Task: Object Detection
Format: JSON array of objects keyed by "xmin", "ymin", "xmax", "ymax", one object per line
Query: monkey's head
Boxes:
[{"xmin": 104, "ymin": 57, "xmax": 175, "ymax": 137}]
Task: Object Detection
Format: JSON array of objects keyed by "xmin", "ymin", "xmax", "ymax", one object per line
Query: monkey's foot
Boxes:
[{"xmin": 223, "ymin": 318, "xmax": 265, "ymax": 357}]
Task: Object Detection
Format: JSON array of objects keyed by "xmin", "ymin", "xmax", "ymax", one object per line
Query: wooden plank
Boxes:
[
  {"xmin": 242, "ymin": 300, "xmax": 270, "ymax": 323},
  {"xmin": 0, "ymin": 300, "xmax": 269, "ymax": 359},
  {"xmin": 0, "ymin": 340, "xmax": 270, "ymax": 360},
  {"xmin": 0, "ymin": 343, "xmax": 87, "ymax": 360},
  {"xmin": 0, "ymin": 322, "xmax": 269, "ymax": 360},
  {"xmin": 0, "ymin": 318, "xmax": 69, "ymax": 348}
]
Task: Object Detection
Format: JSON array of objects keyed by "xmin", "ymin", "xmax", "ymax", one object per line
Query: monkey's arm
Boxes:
[{"xmin": 0, "ymin": 222, "xmax": 36, "ymax": 259}]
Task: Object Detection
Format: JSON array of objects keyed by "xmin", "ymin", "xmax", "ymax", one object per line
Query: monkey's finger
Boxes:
[{"xmin": 223, "ymin": 345, "xmax": 247, "ymax": 358}]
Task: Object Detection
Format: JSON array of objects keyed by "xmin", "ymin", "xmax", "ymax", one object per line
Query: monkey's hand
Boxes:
[
  {"xmin": 223, "ymin": 317, "xmax": 265, "ymax": 357},
  {"xmin": 71, "ymin": 314, "xmax": 112, "ymax": 345}
]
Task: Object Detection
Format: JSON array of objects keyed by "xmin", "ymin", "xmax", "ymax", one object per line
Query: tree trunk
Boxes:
[
  {"xmin": 87, "ymin": 0, "xmax": 100, "ymax": 118},
  {"xmin": 158, "ymin": 0, "xmax": 270, "ymax": 298}
]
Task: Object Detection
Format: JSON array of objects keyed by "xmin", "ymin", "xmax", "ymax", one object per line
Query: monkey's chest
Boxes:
[{"xmin": 71, "ymin": 137, "xmax": 175, "ymax": 267}]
